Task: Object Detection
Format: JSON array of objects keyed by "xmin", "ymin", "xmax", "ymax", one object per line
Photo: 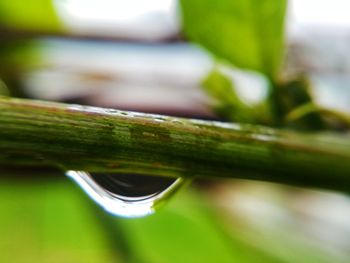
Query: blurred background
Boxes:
[{"xmin": 1, "ymin": 0, "xmax": 350, "ymax": 262}]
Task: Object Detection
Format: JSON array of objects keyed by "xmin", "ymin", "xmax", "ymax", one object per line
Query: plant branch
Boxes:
[{"xmin": 1, "ymin": 96, "xmax": 350, "ymax": 191}]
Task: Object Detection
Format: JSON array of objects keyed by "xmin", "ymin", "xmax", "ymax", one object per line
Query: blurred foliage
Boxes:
[
  {"xmin": 0, "ymin": 40, "xmax": 42, "ymax": 97},
  {"xmin": 203, "ymin": 69, "xmax": 256, "ymax": 123},
  {"xmin": 272, "ymin": 77, "xmax": 326, "ymax": 130},
  {"xmin": 0, "ymin": 178, "xmax": 115, "ymax": 263},
  {"xmin": 286, "ymin": 103, "xmax": 350, "ymax": 130},
  {"xmin": 180, "ymin": 0, "xmax": 294, "ymax": 126},
  {"xmin": 180, "ymin": 0, "xmax": 350, "ymax": 130},
  {"xmin": 180, "ymin": 0, "xmax": 287, "ymax": 79},
  {"xmin": 117, "ymin": 188, "xmax": 284, "ymax": 263},
  {"xmin": 202, "ymin": 69, "xmax": 253, "ymax": 122},
  {"xmin": 0, "ymin": 0, "xmax": 62, "ymax": 32},
  {"xmin": 0, "ymin": 40, "xmax": 41, "ymax": 70},
  {"xmin": 2, "ymin": 176, "xmax": 346, "ymax": 263},
  {"xmin": 0, "ymin": 177, "xmax": 287, "ymax": 263},
  {"xmin": 0, "ymin": 79, "xmax": 10, "ymax": 95},
  {"xmin": 202, "ymin": 68, "xmax": 273, "ymax": 124}
]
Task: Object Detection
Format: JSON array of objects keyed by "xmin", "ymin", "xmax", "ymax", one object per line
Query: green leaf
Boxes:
[
  {"xmin": 0, "ymin": 177, "xmax": 120, "ymax": 263},
  {"xmin": 0, "ymin": 0, "xmax": 63, "ymax": 32},
  {"xmin": 115, "ymin": 188, "xmax": 284, "ymax": 263},
  {"xmin": 202, "ymin": 69, "xmax": 256, "ymax": 122},
  {"xmin": 202, "ymin": 69, "xmax": 274, "ymax": 124},
  {"xmin": 179, "ymin": 0, "xmax": 287, "ymax": 78}
]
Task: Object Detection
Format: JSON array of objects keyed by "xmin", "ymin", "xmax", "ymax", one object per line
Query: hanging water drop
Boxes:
[{"xmin": 66, "ymin": 171, "xmax": 185, "ymax": 218}]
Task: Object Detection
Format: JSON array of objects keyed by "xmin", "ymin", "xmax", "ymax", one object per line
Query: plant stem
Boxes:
[{"xmin": 1, "ymin": 96, "xmax": 350, "ymax": 191}]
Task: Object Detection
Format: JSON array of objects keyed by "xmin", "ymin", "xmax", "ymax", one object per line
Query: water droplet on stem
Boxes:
[{"xmin": 66, "ymin": 171, "xmax": 185, "ymax": 218}]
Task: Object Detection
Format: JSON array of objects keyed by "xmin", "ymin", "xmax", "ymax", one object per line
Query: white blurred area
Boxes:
[
  {"xmin": 54, "ymin": 0, "xmax": 179, "ymax": 41},
  {"xmin": 23, "ymin": 39, "xmax": 269, "ymax": 116},
  {"xmin": 23, "ymin": 40, "xmax": 215, "ymax": 116},
  {"xmin": 289, "ymin": 0, "xmax": 350, "ymax": 30},
  {"xmin": 287, "ymin": 0, "xmax": 350, "ymax": 113},
  {"xmin": 211, "ymin": 181, "xmax": 350, "ymax": 263},
  {"xmin": 20, "ymin": 0, "xmax": 350, "ymax": 115},
  {"xmin": 53, "ymin": 0, "xmax": 350, "ymax": 40}
]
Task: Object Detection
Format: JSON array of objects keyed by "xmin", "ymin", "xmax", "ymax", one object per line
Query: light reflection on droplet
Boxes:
[{"xmin": 66, "ymin": 171, "xmax": 184, "ymax": 218}]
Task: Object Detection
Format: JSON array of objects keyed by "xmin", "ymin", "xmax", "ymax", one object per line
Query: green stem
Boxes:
[
  {"xmin": 286, "ymin": 102, "xmax": 350, "ymax": 128},
  {"xmin": 1, "ymin": 96, "xmax": 350, "ymax": 191}
]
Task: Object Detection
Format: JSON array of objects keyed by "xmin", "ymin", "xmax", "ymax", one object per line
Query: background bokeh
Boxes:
[{"xmin": 1, "ymin": 1, "xmax": 350, "ymax": 262}]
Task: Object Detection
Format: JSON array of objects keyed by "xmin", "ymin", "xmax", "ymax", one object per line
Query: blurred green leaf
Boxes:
[
  {"xmin": 180, "ymin": 0, "xmax": 287, "ymax": 78},
  {"xmin": 0, "ymin": 0, "xmax": 62, "ymax": 32},
  {"xmin": 0, "ymin": 175, "xmax": 283, "ymax": 263},
  {"xmin": 202, "ymin": 69, "xmax": 273, "ymax": 124},
  {"xmin": 0, "ymin": 178, "xmax": 119, "ymax": 263},
  {"xmin": 114, "ymin": 188, "xmax": 283, "ymax": 263},
  {"xmin": 202, "ymin": 69, "xmax": 255, "ymax": 122}
]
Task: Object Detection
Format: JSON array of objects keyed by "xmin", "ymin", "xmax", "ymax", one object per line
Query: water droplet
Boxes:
[{"xmin": 66, "ymin": 171, "xmax": 185, "ymax": 218}]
